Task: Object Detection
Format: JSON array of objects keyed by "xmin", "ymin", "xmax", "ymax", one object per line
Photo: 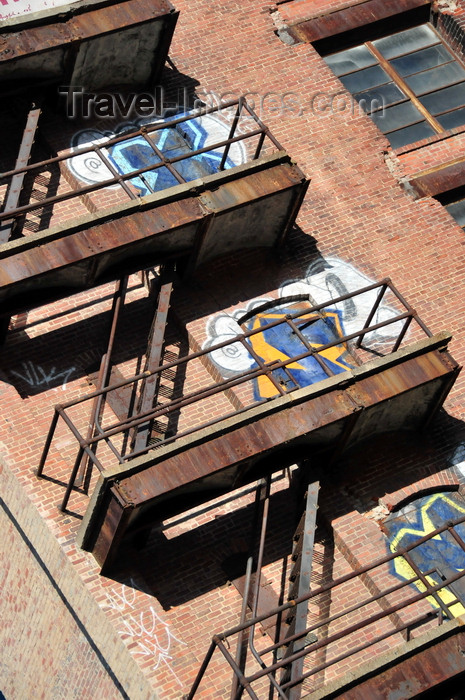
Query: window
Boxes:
[
  {"xmin": 323, "ymin": 23, "xmax": 465, "ymax": 149},
  {"xmin": 436, "ymin": 186, "xmax": 465, "ymax": 230}
]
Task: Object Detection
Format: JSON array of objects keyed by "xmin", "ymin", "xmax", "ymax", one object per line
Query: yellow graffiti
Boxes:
[
  {"xmin": 248, "ymin": 310, "xmax": 352, "ymax": 398},
  {"xmin": 391, "ymin": 493, "xmax": 465, "ymax": 617}
]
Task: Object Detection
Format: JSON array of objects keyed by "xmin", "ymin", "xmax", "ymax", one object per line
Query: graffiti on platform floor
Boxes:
[
  {"xmin": 68, "ymin": 113, "xmax": 247, "ymax": 197},
  {"xmin": 385, "ymin": 492, "xmax": 465, "ymax": 618},
  {"xmin": 0, "ymin": 0, "xmax": 80, "ymax": 21},
  {"xmin": 104, "ymin": 581, "xmax": 187, "ymax": 687},
  {"xmin": 10, "ymin": 360, "xmax": 75, "ymax": 391},
  {"xmin": 204, "ymin": 258, "xmax": 402, "ymax": 400},
  {"xmin": 280, "ymin": 257, "xmax": 401, "ymax": 340}
]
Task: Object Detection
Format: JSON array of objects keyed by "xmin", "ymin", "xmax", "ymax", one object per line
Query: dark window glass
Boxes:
[
  {"xmin": 437, "ymin": 106, "xmax": 465, "ymax": 130},
  {"xmin": 445, "ymin": 199, "xmax": 465, "ymax": 228},
  {"xmin": 405, "ymin": 63, "xmax": 465, "ymax": 96},
  {"xmin": 420, "ymin": 82, "xmax": 465, "ymax": 115},
  {"xmin": 323, "ymin": 23, "xmax": 465, "ymax": 148},
  {"xmin": 373, "ymin": 24, "xmax": 438, "ymax": 59},
  {"xmin": 338, "ymin": 64, "xmax": 390, "ymax": 92},
  {"xmin": 386, "ymin": 121, "xmax": 435, "ymax": 148},
  {"xmin": 324, "ymin": 45, "xmax": 377, "ymax": 76},
  {"xmin": 371, "ymin": 101, "xmax": 424, "ymax": 132},
  {"xmin": 391, "ymin": 44, "xmax": 453, "ymax": 76},
  {"xmin": 354, "ymin": 82, "xmax": 406, "ymax": 111}
]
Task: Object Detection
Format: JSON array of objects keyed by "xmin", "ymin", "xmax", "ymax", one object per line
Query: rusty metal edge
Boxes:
[
  {"xmin": 0, "ymin": 0, "xmax": 176, "ymax": 37},
  {"xmin": 76, "ymin": 331, "xmax": 455, "ymax": 549},
  {"xmin": 286, "ymin": 0, "xmax": 430, "ymax": 44},
  {"xmin": 302, "ymin": 614, "xmax": 465, "ymax": 700},
  {"xmin": 407, "ymin": 156, "xmax": 465, "ymax": 198},
  {"xmin": 0, "ymin": 151, "xmax": 299, "ymax": 259}
]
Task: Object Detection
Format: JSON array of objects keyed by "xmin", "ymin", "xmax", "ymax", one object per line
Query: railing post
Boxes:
[
  {"xmin": 355, "ymin": 280, "xmax": 388, "ymax": 348},
  {"xmin": 36, "ymin": 407, "xmax": 60, "ymax": 478},
  {"xmin": 219, "ymin": 97, "xmax": 244, "ymax": 171}
]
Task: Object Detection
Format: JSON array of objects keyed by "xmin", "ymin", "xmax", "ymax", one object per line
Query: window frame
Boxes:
[{"xmin": 322, "ymin": 22, "xmax": 465, "ymax": 148}]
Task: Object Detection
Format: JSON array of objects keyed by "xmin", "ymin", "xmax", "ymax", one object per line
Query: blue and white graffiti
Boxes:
[
  {"xmin": 68, "ymin": 113, "xmax": 248, "ymax": 196},
  {"xmin": 205, "ymin": 258, "xmax": 403, "ymax": 399},
  {"xmin": 385, "ymin": 492, "xmax": 465, "ymax": 618}
]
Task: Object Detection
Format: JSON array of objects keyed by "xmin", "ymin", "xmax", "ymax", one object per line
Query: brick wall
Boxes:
[
  {"xmin": 0, "ymin": 448, "xmax": 156, "ymax": 700},
  {"xmin": 3, "ymin": 0, "xmax": 465, "ymax": 697}
]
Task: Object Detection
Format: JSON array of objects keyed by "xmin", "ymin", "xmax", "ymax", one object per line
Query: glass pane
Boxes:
[
  {"xmin": 420, "ymin": 82, "xmax": 465, "ymax": 115},
  {"xmin": 354, "ymin": 82, "xmax": 406, "ymax": 112},
  {"xmin": 371, "ymin": 101, "xmax": 424, "ymax": 132},
  {"xmin": 437, "ymin": 106, "xmax": 465, "ymax": 130},
  {"xmin": 339, "ymin": 64, "xmax": 390, "ymax": 92},
  {"xmin": 446, "ymin": 199, "xmax": 465, "ymax": 228},
  {"xmin": 385, "ymin": 120, "xmax": 435, "ymax": 148},
  {"xmin": 373, "ymin": 24, "xmax": 439, "ymax": 59},
  {"xmin": 405, "ymin": 63, "xmax": 465, "ymax": 96},
  {"xmin": 391, "ymin": 44, "xmax": 453, "ymax": 77},
  {"xmin": 324, "ymin": 45, "xmax": 377, "ymax": 76}
]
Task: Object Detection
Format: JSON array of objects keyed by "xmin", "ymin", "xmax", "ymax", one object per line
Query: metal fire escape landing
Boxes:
[
  {"xmin": 36, "ymin": 279, "xmax": 460, "ymax": 572},
  {"xmin": 0, "ymin": 99, "xmax": 309, "ymax": 339},
  {"xmin": 187, "ymin": 513, "xmax": 465, "ymax": 700}
]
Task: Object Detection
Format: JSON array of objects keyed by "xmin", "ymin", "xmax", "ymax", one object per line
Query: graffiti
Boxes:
[
  {"xmin": 280, "ymin": 258, "xmax": 402, "ymax": 341},
  {"xmin": 68, "ymin": 113, "xmax": 247, "ymax": 197},
  {"xmin": 10, "ymin": 360, "xmax": 75, "ymax": 391},
  {"xmin": 0, "ymin": 0, "xmax": 80, "ymax": 21},
  {"xmin": 450, "ymin": 443, "xmax": 465, "ymax": 480},
  {"xmin": 104, "ymin": 581, "xmax": 187, "ymax": 687},
  {"xmin": 385, "ymin": 492, "xmax": 465, "ymax": 618},
  {"xmin": 204, "ymin": 258, "xmax": 402, "ymax": 400}
]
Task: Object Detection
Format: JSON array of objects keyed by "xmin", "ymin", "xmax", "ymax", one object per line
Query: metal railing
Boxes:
[
  {"xmin": 36, "ymin": 278, "xmax": 434, "ymax": 511},
  {"xmin": 186, "ymin": 513, "xmax": 465, "ymax": 699},
  {"xmin": 0, "ymin": 98, "xmax": 283, "ymax": 231}
]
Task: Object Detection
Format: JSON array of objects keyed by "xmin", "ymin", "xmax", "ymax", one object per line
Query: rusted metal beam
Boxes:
[
  {"xmin": 0, "ymin": 0, "xmax": 178, "ymax": 91},
  {"xmin": 74, "ymin": 277, "xmax": 129, "ymax": 492},
  {"xmin": 285, "ymin": 0, "xmax": 430, "ymax": 44},
  {"xmin": 324, "ymin": 629, "xmax": 465, "ymax": 700},
  {"xmin": 133, "ymin": 275, "xmax": 174, "ymax": 451},
  {"xmin": 0, "ymin": 154, "xmax": 306, "ymax": 320},
  {"xmin": 282, "ymin": 482, "xmax": 319, "ymax": 700},
  {"xmin": 407, "ymin": 157, "xmax": 465, "ymax": 198},
  {"xmin": 77, "ymin": 334, "xmax": 459, "ymax": 571},
  {"xmin": 0, "ymin": 105, "xmax": 41, "ymax": 243}
]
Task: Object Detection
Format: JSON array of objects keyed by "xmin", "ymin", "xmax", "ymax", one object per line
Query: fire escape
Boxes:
[{"xmin": 1, "ymin": 2, "xmax": 465, "ymax": 699}]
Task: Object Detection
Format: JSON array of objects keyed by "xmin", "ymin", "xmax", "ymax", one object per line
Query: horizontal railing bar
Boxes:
[
  {"xmin": 0, "ymin": 128, "xmax": 265, "ymax": 221},
  {"xmin": 0, "ymin": 99, "xmax": 251, "ymax": 181},
  {"xmin": 215, "ymin": 513, "xmax": 465, "ymax": 641},
  {"xmin": 244, "ymin": 566, "xmax": 465, "ymax": 684},
  {"xmin": 258, "ymin": 567, "xmax": 438, "ymax": 657},
  {"xmin": 82, "ymin": 307, "xmax": 413, "ymax": 446},
  {"xmin": 281, "ymin": 609, "xmax": 442, "ymax": 691},
  {"xmin": 54, "ymin": 278, "xmax": 419, "ymax": 413}
]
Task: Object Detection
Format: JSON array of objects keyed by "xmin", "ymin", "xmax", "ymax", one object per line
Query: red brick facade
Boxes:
[{"xmin": 3, "ymin": 0, "xmax": 465, "ymax": 698}]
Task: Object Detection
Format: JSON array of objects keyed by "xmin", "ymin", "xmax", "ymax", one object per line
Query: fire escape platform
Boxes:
[
  {"xmin": 0, "ymin": 153, "xmax": 307, "ymax": 317},
  {"xmin": 306, "ymin": 614, "xmax": 465, "ymax": 700},
  {"xmin": 77, "ymin": 331, "xmax": 460, "ymax": 570},
  {"xmin": 0, "ymin": 0, "xmax": 177, "ymax": 92}
]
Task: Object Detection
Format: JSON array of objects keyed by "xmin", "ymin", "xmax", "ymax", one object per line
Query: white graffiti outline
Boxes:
[
  {"xmin": 11, "ymin": 360, "xmax": 75, "ymax": 391},
  {"xmin": 104, "ymin": 581, "xmax": 187, "ymax": 687},
  {"xmin": 68, "ymin": 113, "xmax": 248, "ymax": 191},
  {"xmin": 205, "ymin": 258, "xmax": 405, "ymax": 377}
]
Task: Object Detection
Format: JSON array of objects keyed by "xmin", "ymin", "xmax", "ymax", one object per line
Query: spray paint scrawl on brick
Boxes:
[
  {"xmin": 204, "ymin": 258, "xmax": 403, "ymax": 401},
  {"xmin": 385, "ymin": 492, "xmax": 465, "ymax": 619},
  {"xmin": 11, "ymin": 360, "xmax": 75, "ymax": 391},
  {"xmin": 68, "ymin": 113, "xmax": 247, "ymax": 197},
  {"xmin": 104, "ymin": 580, "xmax": 187, "ymax": 687}
]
